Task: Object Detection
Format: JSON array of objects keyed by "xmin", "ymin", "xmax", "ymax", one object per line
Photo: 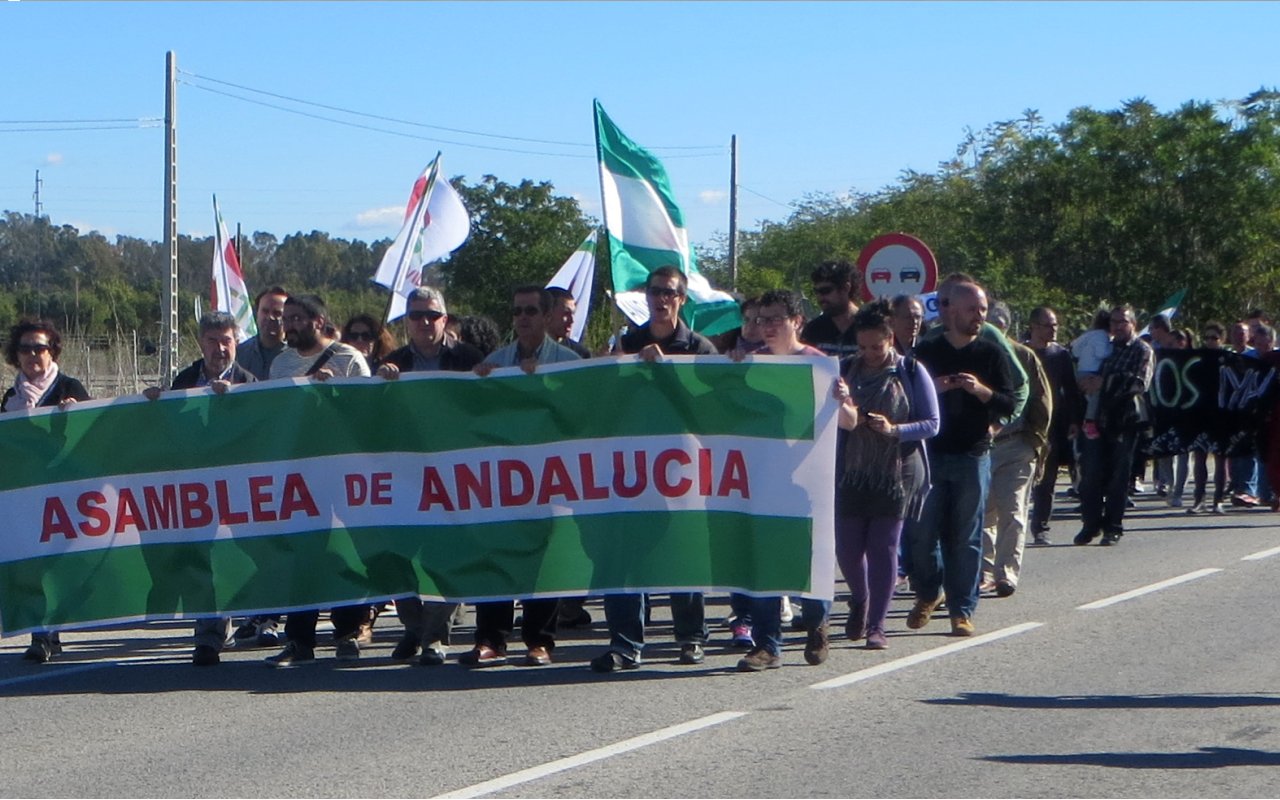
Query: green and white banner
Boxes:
[{"xmin": 0, "ymin": 357, "xmax": 838, "ymax": 636}]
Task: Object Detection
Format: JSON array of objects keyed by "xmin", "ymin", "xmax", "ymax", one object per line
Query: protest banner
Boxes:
[
  {"xmin": 1146, "ymin": 349, "xmax": 1278, "ymax": 457},
  {"xmin": 0, "ymin": 357, "xmax": 838, "ymax": 636}
]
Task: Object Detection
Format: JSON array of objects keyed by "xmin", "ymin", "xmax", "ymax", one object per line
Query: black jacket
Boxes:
[{"xmin": 1, "ymin": 372, "xmax": 91, "ymax": 412}]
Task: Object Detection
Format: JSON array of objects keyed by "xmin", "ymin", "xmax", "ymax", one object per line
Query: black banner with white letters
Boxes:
[{"xmin": 1146, "ymin": 350, "xmax": 1278, "ymax": 457}]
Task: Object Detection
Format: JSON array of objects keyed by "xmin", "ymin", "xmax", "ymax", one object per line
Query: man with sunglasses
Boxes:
[
  {"xmin": 379, "ymin": 287, "xmax": 484, "ymax": 377},
  {"xmin": 801, "ymin": 260, "xmax": 860, "ymax": 363},
  {"xmin": 461, "ymin": 285, "xmax": 581, "ymax": 668},
  {"xmin": 593, "ymin": 266, "xmax": 717, "ymax": 673},
  {"xmin": 376, "ymin": 287, "xmax": 484, "ymax": 666}
]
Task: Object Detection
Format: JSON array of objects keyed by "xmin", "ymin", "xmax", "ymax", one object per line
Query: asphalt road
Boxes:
[{"xmin": 3, "ymin": 484, "xmax": 1280, "ymax": 798}]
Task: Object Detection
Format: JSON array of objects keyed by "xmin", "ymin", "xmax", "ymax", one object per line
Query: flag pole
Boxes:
[
  {"xmin": 592, "ymin": 103, "xmax": 627, "ymax": 351},
  {"xmin": 380, "ymin": 154, "xmax": 441, "ymax": 324}
]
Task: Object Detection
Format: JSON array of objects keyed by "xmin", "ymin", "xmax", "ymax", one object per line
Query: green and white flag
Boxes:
[
  {"xmin": 594, "ymin": 100, "xmax": 741, "ymax": 336},
  {"xmin": 0, "ymin": 358, "xmax": 837, "ymax": 635}
]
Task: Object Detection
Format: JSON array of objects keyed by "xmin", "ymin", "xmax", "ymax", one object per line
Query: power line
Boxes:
[
  {"xmin": 0, "ymin": 117, "xmax": 162, "ymax": 124},
  {"xmin": 741, "ymin": 185, "xmax": 795, "ymax": 209},
  {"xmin": 180, "ymin": 80, "xmax": 595, "ymax": 159},
  {"xmin": 178, "ymin": 68, "xmax": 726, "ymax": 153},
  {"xmin": 0, "ymin": 123, "xmax": 161, "ymax": 133}
]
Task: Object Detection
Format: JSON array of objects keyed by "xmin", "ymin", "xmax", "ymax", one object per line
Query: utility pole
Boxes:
[
  {"xmin": 34, "ymin": 169, "xmax": 44, "ymax": 317},
  {"xmin": 728, "ymin": 135, "xmax": 739, "ymax": 292},
  {"xmin": 161, "ymin": 50, "xmax": 179, "ymax": 386}
]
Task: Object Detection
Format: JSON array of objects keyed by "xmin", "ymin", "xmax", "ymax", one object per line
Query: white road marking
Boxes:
[
  {"xmin": 432, "ymin": 711, "xmax": 747, "ymax": 799},
  {"xmin": 1242, "ymin": 545, "xmax": 1280, "ymax": 561},
  {"xmin": 808, "ymin": 622, "xmax": 1044, "ymax": 691},
  {"xmin": 1076, "ymin": 568, "xmax": 1222, "ymax": 610}
]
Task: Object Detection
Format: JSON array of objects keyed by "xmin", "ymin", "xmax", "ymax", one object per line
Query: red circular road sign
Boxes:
[{"xmin": 856, "ymin": 233, "xmax": 938, "ymax": 302}]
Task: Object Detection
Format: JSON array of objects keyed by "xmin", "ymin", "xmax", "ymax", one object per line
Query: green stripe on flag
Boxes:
[
  {"xmin": 0, "ymin": 511, "xmax": 813, "ymax": 632},
  {"xmin": 0, "ymin": 361, "xmax": 817, "ymax": 492}
]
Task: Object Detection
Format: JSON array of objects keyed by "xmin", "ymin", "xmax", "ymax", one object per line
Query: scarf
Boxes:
[
  {"xmin": 14, "ymin": 361, "xmax": 59, "ymax": 410},
  {"xmin": 840, "ymin": 354, "xmax": 910, "ymax": 504}
]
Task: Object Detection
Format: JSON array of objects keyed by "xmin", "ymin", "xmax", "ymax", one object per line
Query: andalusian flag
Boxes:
[
  {"xmin": 594, "ymin": 101, "xmax": 740, "ymax": 336},
  {"xmin": 210, "ymin": 195, "xmax": 256, "ymax": 342},
  {"xmin": 545, "ymin": 230, "xmax": 597, "ymax": 343},
  {"xmin": 373, "ymin": 153, "xmax": 471, "ymax": 322}
]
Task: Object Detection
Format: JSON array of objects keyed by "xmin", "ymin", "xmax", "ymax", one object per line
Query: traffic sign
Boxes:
[{"xmin": 856, "ymin": 233, "xmax": 938, "ymax": 302}]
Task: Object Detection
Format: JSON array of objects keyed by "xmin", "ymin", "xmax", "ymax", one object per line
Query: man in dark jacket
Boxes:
[
  {"xmin": 145, "ymin": 311, "xmax": 257, "ymax": 666},
  {"xmin": 376, "ymin": 287, "xmax": 483, "ymax": 666}
]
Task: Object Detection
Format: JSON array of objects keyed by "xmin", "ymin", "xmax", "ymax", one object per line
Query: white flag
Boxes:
[
  {"xmin": 546, "ymin": 230, "xmax": 597, "ymax": 342},
  {"xmin": 373, "ymin": 154, "xmax": 470, "ymax": 322},
  {"xmin": 210, "ymin": 195, "xmax": 256, "ymax": 342}
]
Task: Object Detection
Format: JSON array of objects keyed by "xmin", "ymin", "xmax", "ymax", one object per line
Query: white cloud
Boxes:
[
  {"xmin": 353, "ymin": 205, "xmax": 403, "ymax": 229},
  {"xmin": 67, "ymin": 221, "xmax": 119, "ymax": 239},
  {"xmin": 698, "ymin": 189, "xmax": 728, "ymax": 205},
  {"xmin": 45, "ymin": 153, "xmax": 63, "ymax": 166}
]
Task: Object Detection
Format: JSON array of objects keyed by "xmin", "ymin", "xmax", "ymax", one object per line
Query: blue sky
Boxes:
[{"xmin": 3, "ymin": 1, "xmax": 1277, "ymax": 252}]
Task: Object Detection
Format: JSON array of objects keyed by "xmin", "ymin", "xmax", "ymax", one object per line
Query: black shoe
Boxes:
[
  {"xmin": 1100, "ymin": 532, "xmax": 1121, "ymax": 546},
  {"xmin": 995, "ymin": 580, "xmax": 1016, "ymax": 598},
  {"xmin": 558, "ymin": 608, "xmax": 593, "ymax": 628},
  {"xmin": 678, "ymin": 642, "xmax": 705, "ymax": 665},
  {"xmin": 391, "ymin": 633, "xmax": 421, "ymax": 661},
  {"xmin": 418, "ymin": 646, "xmax": 446, "ymax": 667},
  {"xmin": 1073, "ymin": 530, "xmax": 1098, "ymax": 546},
  {"xmin": 265, "ymin": 641, "xmax": 315, "ymax": 668},
  {"xmin": 590, "ymin": 650, "xmax": 639, "ymax": 673},
  {"xmin": 192, "ymin": 644, "xmax": 221, "ymax": 666},
  {"xmin": 22, "ymin": 638, "xmax": 58, "ymax": 663}
]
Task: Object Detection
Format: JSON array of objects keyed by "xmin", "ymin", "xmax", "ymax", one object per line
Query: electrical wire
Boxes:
[
  {"xmin": 178, "ymin": 68, "xmax": 725, "ymax": 153},
  {"xmin": 741, "ymin": 185, "xmax": 795, "ymax": 209},
  {"xmin": 180, "ymin": 80, "xmax": 596, "ymax": 159},
  {"xmin": 0, "ymin": 123, "xmax": 160, "ymax": 133}
]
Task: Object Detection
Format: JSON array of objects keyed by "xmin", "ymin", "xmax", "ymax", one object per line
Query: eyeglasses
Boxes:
[
  {"xmin": 17, "ymin": 343, "xmax": 50, "ymax": 356},
  {"xmin": 407, "ymin": 309, "xmax": 444, "ymax": 322},
  {"xmin": 345, "ymin": 330, "xmax": 375, "ymax": 342},
  {"xmin": 512, "ymin": 305, "xmax": 543, "ymax": 317},
  {"xmin": 813, "ymin": 285, "xmax": 838, "ymax": 296},
  {"xmin": 646, "ymin": 286, "xmax": 681, "ymax": 300},
  {"xmin": 753, "ymin": 315, "xmax": 789, "ymax": 327}
]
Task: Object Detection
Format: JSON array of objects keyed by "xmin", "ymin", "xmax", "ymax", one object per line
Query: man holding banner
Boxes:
[
  {"xmin": 265, "ymin": 294, "xmax": 372, "ymax": 667},
  {"xmin": 593, "ymin": 267, "xmax": 717, "ymax": 673}
]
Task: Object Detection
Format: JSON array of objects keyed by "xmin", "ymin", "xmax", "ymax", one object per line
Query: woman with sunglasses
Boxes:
[
  {"xmin": 341, "ymin": 313, "xmax": 397, "ymax": 371},
  {"xmin": 2, "ymin": 319, "xmax": 91, "ymax": 663}
]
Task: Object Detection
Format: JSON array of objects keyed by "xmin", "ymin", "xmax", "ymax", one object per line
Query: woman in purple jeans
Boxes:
[{"xmin": 832, "ymin": 300, "xmax": 939, "ymax": 649}]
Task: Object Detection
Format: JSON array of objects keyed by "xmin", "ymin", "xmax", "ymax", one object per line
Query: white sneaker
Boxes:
[
  {"xmin": 779, "ymin": 596, "xmax": 794, "ymax": 624},
  {"xmin": 1211, "ymin": 502, "xmax": 1226, "ymax": 515},
  {"xmin": 1186, "ymin": 502, "xmax": 1205, "ymax": 514}
]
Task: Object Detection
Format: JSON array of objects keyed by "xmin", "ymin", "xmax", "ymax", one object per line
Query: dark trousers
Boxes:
[
  {"xmin": 1031, "ymin": 436, "xmax": 1070, "ymax": 530},
  {"xmin": 284, "ymin": 605, "xmax": 368, "ymax": 649},
  {"xmin": 1080, "ymin": 431, "xmax": 1140, "ymax": 535},
  {"xmin": 474, "ymin": 598, "xmax": 560, "ymax": 653}
]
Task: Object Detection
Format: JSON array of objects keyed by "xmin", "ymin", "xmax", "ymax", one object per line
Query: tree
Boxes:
[{"xmin": 437, "ymin": 175, "xmax": 593, "ymax": 329}]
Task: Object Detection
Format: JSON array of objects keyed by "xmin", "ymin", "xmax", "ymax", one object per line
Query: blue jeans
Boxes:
[
  {"xmin": 603, "ymin": 592, "xmax": 706, "ymax": 662},
  {"xmin": 750, "ymin": 596, "xmax": 831, "ymax": 656},
  {"xmin": 1229, "ymin": 455, "xmax": 1258, "ymax": 496},
  {"xmin": 905, "ymin": 451, "xmax": 991, "ymax": 621}
]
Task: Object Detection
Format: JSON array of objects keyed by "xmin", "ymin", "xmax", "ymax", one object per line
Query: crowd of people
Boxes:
[{"xmin": 5, "ymin": 259, "xmax": 1273, "ymax": 673}]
